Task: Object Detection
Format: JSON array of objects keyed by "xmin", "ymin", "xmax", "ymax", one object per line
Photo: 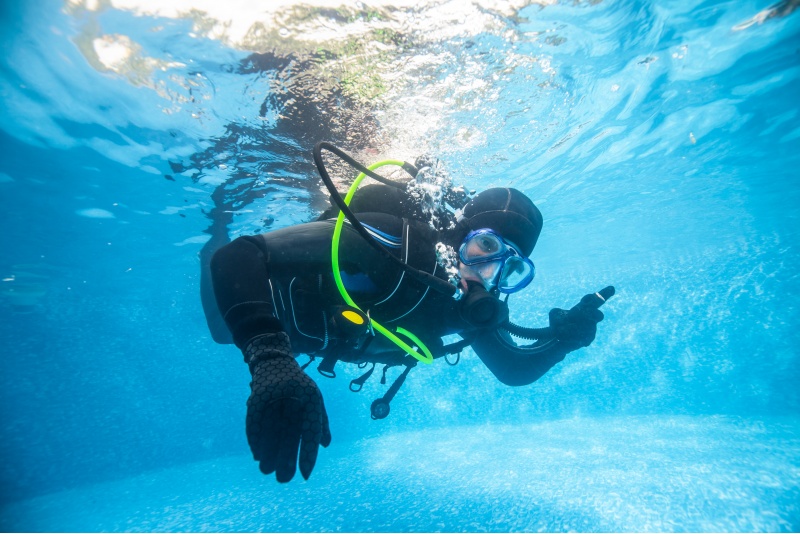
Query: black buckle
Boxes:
[{"xmin": 349, "ymin": 362, "xmax": 375, "ymax": 392}]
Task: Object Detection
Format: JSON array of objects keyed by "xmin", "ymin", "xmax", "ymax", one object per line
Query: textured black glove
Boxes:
[
  {"xmin": 549, "ymin": 286, "xmax": 615, "ymax": 351},
  {"xmin": 244, "ymin": 333, "xmax": 331, "ymax": 482}
]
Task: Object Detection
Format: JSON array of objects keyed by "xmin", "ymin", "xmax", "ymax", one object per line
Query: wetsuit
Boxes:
[
  {"xmin": 208, "ymin": 184, "xmax": 575, "ymax": 385},
  {"xmin": 205, "ymin": 181, "xmax": 613, "ymax": 482}
]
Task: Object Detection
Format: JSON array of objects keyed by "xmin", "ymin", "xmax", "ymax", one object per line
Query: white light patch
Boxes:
[
  {"xmin": 160, "ymin": 203, "xmax": 199, "ymax": 215},
  {"xmin": 76, "ymin": 208, "xmax": 115, "ymax": 219},
  {"xmin": 140, "ymin": 165, "xmax": 160, "ymax": 174},
  {"xmin": 92, "ymin": 35, "xmax": 133, "ymax": 71},
  {"xmin": 174, "ymin": 235, "xmax": 211, "ymax": 246}
]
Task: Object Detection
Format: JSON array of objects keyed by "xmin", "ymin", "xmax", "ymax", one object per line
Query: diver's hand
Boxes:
[
  {"xmin": 549, "ymin": 286, "xmax": 615, "ymax": 351},
  {"xmin": 244, "ymin": 333, "xmax": 331, "ymax": 482}
]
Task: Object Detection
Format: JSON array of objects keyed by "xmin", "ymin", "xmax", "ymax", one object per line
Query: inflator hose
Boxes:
[
  {"xmin": 317, "ymin": 144, "xmax": 436, "ymax": 364},
  {"xmin": 313, "ymin": 142, "xmax": 457, "ymax": 298}
]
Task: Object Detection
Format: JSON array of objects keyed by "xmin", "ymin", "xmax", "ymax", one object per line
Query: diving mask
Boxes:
[{"xmin": 459, "ymin": 229, "xmax": 535, "ymax": 294}]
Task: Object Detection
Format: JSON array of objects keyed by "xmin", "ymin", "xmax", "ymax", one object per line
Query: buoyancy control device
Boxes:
[{"xmin": 310, "ymin": 142, "xmax": 574, "ymax": 419}]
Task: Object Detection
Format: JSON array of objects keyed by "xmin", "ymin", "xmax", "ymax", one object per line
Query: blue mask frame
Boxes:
[{"xmin": 458, "ymin": 228, "xmax": 535, "ymax": 294}]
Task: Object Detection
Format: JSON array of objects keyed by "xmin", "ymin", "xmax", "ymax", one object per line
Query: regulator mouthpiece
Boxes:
[{"xmin": 458, "ymin": 282, "xmax": 509, "ymax": 329}]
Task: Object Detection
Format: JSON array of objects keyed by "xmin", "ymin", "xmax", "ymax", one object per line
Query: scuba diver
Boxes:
[{"xmin": 206, "ymin": 142, "xmax": 615, "ymax": 483}]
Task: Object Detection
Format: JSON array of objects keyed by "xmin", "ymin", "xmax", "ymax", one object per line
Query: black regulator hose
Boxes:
[
  {"xmin": 313, "ymin": 141, "xmax": 457, "ymax": 298},
  {"xmin": 315, "ymin": 142, "xmax": 416, "ymax": 190}
]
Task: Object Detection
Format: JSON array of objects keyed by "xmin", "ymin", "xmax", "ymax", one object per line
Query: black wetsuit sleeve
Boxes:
[
  {"xmin": 470, "ymin": 328, "xmax": 569, "ymax": 387},
  {"xmin": 210, "ymin": 236, "xmax": 283, "ymax": 349}
]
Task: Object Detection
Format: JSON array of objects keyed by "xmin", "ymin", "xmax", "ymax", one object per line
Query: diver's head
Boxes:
[
  {"xmin": 455, "ymin": 188, "xmax": 542, "ymax": 294},
  {"xmin": 458, "ymin": 187, "xmax": 542, "ymax": 256}
]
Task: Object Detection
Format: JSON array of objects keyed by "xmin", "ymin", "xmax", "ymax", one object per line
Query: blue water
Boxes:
[{"xmin": 1, "ymin": 0, "xmax": 799, "ymax": 531}]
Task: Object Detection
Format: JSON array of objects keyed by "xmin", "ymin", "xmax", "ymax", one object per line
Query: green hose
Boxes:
[{"xmin": 331, "ymin": 160, "xmax": 434, "ymax": 364}]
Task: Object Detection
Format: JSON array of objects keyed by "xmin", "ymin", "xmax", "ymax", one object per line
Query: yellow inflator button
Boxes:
[{"xmin": 342, "ymin": 309, "xmax": 365, "ymax": 325}]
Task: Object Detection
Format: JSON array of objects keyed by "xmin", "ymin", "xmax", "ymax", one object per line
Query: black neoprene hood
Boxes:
[{"xmin": 460, "ymin": 187, "xmax": 543, "ymax": 257}]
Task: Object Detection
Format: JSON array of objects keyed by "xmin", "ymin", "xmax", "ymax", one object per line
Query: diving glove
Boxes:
[
  {"xmin": 549, "ymin": 286, "xmax": 615, "ymax": 351},
  {"xmin": 244, "ymin": 332, "xmax": 331, "ymax": 482}
]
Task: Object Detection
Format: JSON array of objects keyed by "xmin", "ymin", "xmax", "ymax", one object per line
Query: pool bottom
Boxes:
[{"xmin": 2, "ymin": 415, "xmax": 797, "ymax": 532}]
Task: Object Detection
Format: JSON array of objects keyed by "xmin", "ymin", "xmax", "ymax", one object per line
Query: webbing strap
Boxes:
[{"xmin": 349, "ymin": 363, "xmax": 375, "ymax": 392}]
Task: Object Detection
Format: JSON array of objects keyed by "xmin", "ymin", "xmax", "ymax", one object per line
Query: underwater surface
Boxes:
[{"xmin": 1, "ymin": 0, "xmax": 799, "ymax": 531}]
